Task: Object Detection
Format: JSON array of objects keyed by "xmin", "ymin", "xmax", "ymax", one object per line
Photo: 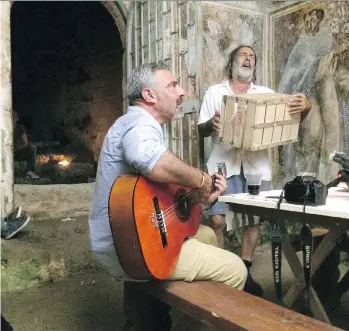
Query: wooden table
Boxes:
[{"xmin": 219, "ymin": 186, "xmax": 349, "ymax": 325}]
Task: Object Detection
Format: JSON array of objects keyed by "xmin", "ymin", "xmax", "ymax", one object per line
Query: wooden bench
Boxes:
[{"xmin": 123, "ymin": 280, "xmax": 341, "ymax": 331}]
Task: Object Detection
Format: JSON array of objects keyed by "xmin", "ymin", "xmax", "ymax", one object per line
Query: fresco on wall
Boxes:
[
  {"xmin": 201, "ymin": 2, "xmax": 264, "ymax": 88},
  {"xmin": 271, "ymin": 2, "xmax": 349, "ymax": 185}
]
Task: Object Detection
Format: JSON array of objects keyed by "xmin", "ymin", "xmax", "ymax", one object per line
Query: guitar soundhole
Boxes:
[{"xmin": 175, "ymin": 188, "xmax": 192, "ymax": 222}]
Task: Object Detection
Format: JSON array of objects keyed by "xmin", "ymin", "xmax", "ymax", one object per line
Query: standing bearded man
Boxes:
[{"xmin": 198, "ymin": 45, "xmax": 312, "ymax": 296}]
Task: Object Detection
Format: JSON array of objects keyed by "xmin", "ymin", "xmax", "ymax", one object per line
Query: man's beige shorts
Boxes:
[{"xmin": 167, "ymin": 225, "xmax": 247, "ymax": 290}]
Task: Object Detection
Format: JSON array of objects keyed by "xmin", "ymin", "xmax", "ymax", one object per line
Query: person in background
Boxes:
[
  {"xmin": 13, "ymin": 111, "xmax": 39, "ymax": 179},
  {"xmin": 198, "ymin": 45, "xmax": 312, "ymax": 297}
]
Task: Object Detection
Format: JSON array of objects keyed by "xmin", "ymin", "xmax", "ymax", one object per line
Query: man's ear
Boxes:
[{"xmin": 142, "ymin": 87, "xmax": 156, "ymax": 103}]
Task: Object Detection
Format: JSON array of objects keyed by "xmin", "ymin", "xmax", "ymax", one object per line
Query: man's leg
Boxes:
[
  {"xmin": 241, "ymin": 224, "xmax": 261, "ymax": 262},
  {"xmin": 240, "ymin": 180, "xmax": 271, "ymax": 296},
  {"xmin": 168, "ymin": 233, "xmax": 247, "ymax": 289},
  {"xmin": 14, "ymin": 143, "xmax": 39, "ymax": 178},
  {"xmin": 191, "ymin": 224, "xmax": 218, "ymax": 246},
  {"xmin": 210, "ymin": 175, "xmax": 244, "ymax": 249},
  {"xmin": 123, "ymin": 282, "xmax": 172, "ymax": 331},
  {"xmin": 125, "ymin": 225, "xmax": 236, "ymax": 331},
  {"xmin": 210, "ymin": 215, "xmax": 226, "ymax": 248},
  {"xmin": 26, "ymin": 142, "xmax": 37, "ymax": 173}
]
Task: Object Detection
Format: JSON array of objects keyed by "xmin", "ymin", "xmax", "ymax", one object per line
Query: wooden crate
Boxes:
[{"xmin": 219, "ymin": 93, "xmax": 301, "ymax": 151}]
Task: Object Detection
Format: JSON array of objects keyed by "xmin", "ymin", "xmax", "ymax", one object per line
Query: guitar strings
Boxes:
[
  {"xmin": 155, "ymin": 189, "xmax": 197, "ymax": 219},
  {"xmin": 159, "ymin": 196, "xmax": 197, "ymax": 226},
  {"xmin": 148, "ymin": 188, "xmax": 195, "ymax": 218},
  {"xmin": 150, "ymin": 188, "xmax": 206, "ymax": 227}
]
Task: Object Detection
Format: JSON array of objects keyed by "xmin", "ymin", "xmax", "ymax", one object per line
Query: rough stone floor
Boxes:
[{"xmin": 1, "ymin": 216, "xmax": 349, "ymax": 331}]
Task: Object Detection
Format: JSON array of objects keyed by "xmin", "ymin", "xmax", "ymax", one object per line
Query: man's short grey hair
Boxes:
[{"xmin": 127, "ymin": 62, "xmax": 169, "ymax": 106}]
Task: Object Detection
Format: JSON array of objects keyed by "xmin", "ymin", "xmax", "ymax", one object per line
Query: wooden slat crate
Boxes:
[{"xmin": 219, "ymin": 93, "xmax": 301, "ymax": 151}]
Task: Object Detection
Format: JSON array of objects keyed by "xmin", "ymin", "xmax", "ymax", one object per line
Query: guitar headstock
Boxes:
[
  {"xmin": 216, "ymin": 162, "xmax": 227, "ymax": 178},
  {"xmin": 211, "ymin": 162, "xmax": 227, "ymax": 192}
]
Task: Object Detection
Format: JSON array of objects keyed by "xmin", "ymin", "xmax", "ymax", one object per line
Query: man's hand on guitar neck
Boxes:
[
  {"xmin": 195, "ymin": 171, "xmax": 214, "ymax": 205},
  {"xmin": 195, "ymin": 172, "xmax": 227, "ymax": 207},
  {"xmin": 209, "ymin": 173, "xmax": 227, "ymax": 202},
  {"xmin": 201, "ymin": 173, "xmax": 227, "ymax": 209}
]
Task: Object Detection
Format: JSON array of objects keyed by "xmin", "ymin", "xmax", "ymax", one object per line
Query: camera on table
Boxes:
[{"xmin": 284, "ymin": 173, "xmax": 327, "ymax": 206}]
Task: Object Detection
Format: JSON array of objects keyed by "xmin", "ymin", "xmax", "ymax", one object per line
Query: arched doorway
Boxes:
[{"xmin": 10, "ymin": 1, "xmax": 126, "ymax": 184}]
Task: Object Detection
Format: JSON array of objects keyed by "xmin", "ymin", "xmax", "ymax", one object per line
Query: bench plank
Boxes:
[{"xmin": 127, "ymin": 281, "xmax": 341, "ymax": 331}]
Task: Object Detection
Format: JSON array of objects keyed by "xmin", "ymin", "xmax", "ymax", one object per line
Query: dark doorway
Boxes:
[{"xmin": 11, "ymin": 1, "xmax": 124, "ymax": 184}]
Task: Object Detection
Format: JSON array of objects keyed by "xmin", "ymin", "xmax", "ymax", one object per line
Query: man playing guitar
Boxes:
[{"xmin": 88, "ymin": 63, "xmax": 248, "ymax": 330}]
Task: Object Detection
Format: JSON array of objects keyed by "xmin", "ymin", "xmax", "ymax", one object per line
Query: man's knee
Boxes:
[
  {"xmin": 223, "ymin": 256, "xmax": 248, "ymax": 290},
  {"xmin": 211, "ymin": 215, "xmax": 226, "ymax": 231},
  {"xmin": 193, "ymin": 225, "xmax": 218, "ymax": 247}
]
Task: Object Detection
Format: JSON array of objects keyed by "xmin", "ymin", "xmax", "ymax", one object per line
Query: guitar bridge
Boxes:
[
  {"xmin": 151, "ymin": 212, "xmax": 166, "ymax": 232},
  {"xmin": 153, "ymin": 196, "xmax": 168, "ymax": 248}
]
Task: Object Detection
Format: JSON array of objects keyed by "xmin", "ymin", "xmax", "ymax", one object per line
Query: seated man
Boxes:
[
  {"xmin": 13, "ymin": 111, "xmax": 39, "ymax": 179},
  {"xmin": 88, "ymin": 63, "xmax": 248, "ymax": 330}
]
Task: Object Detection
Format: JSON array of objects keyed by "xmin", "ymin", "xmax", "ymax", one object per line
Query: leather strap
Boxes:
[
  {"xmin": 271, "ymin": 221, "xmax": 283, "ymax": 304},
  {"xmin": 301, "ymin": 188, "xmax": 313, "ymax": 310}
]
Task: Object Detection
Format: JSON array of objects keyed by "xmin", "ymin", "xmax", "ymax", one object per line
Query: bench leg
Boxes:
[{"xmin": 123, "ymin": 282, "xmax": 172, "ymax": 331}]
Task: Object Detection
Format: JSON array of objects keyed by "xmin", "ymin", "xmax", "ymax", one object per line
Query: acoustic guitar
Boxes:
[{"xmin": 108, "ymin": 175, "xmax": 200, "ymax": 280}]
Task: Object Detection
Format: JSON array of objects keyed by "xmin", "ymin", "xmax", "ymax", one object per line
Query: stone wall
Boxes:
[{"xmin": 14, "ymin": 183, "xmax": 94, "ymax": 219}]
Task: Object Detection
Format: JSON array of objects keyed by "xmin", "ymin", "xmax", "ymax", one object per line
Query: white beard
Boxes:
[
  {"xmin": 232, "ymin": 63, "xmax": 254, "ymax": 82},
  {"xmin": 172, "ymin": 107, "xmax": 184, "ymax": 121}
]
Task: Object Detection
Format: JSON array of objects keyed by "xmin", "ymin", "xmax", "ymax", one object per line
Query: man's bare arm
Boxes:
[{"xmin": 147, "ymin": 150, "xmax": 212, "ymax": 204}]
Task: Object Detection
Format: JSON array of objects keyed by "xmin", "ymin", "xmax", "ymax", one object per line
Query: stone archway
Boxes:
[{"xmin": 0, "ymin": 1, "xmax": 127, "ymax": 218}]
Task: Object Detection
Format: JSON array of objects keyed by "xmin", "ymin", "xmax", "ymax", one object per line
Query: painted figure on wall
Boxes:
[{"xmin": 276, "ymin": 3, "xmax": 349, "ymax": 185}]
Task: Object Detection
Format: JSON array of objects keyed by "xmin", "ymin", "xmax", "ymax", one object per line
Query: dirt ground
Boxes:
[{"xmin": 1, "ymin": 217, "xmax": 349, "ymax": 331}]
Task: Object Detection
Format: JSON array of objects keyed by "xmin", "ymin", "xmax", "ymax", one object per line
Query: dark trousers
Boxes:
[
  {"xmin": 1, "ymin": 315, "xmax": 13, "ymax": 331},
  {"xmin": 14, "ymin": 143, "xmax": 37, "ymax": 172},
  {"xmin": 124, "ymin": 282, "xmax": 172, "ymax": 331}
]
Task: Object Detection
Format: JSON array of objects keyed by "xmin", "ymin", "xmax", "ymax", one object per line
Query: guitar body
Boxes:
[{"xmin": 109, "ymin": 175, "xmax": 200, "ymax": 280}]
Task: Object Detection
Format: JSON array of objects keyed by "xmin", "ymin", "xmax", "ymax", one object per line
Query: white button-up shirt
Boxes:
[{"xmin": 198, "ymin": 80, "xmax": 275, "ymax": 181}]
